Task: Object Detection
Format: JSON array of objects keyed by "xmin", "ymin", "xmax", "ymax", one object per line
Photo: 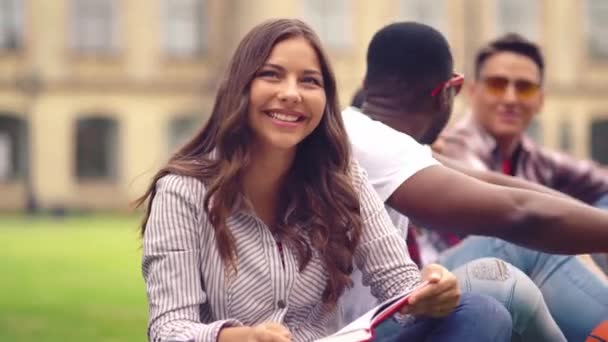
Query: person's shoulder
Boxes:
[
  {"xmin": 342, "ymin": 106, "xmax": 374, "ymax": 130},
  {"xmin": 440, "ymin": 115, "xmax": 493, "ymax": 161},
  {"xmin": 342, "ymin": 106, "xmax": 425, "ymax": 149},
  {"xmin": 533, "ymin": 141, "xmax": 601, "ymax": 172},
  {"xmin": 347, "ymin": 158, "xmax": 368, "ymax": 188},
  {"xmin": 155, "ymin": 173, "xmax": 207, "ymax": 203},
  {"xmin": 441, "ymin": 115, "xmax": 480, "ymax": 142}
]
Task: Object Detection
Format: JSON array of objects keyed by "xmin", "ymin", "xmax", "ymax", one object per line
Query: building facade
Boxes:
[{"xmin": 0, "ymin": 0, "xmax": 607, "ymax": 211}]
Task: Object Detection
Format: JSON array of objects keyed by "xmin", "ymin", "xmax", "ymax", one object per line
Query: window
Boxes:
[
  {"xmin": 0, "ymin": 0, "xmax": 23, "ymax": 50},
  {"xmin": 559, "ymin": 120, "xmax": 572, "ymax": 152},
  {"xmin": 585, "ymin": 0, "xmax": 608, "ymax": 60},
  {"xmin": 168, "ymin": 115, "xmax": 201, "ymax": 153},
  {"xmin": 71, "ymin": 0, "xmax": 119, "ymax": 54},
  {"xmin": 525, "ymin": 118, "xmax": 542, "ymax": 143},
  {"xmin": 400, "ymin": 0, "xmax": 447, "ymax": 35},
  {"xmin": 495, "ymin": 0, "xmax": 540, "ymax": 41},
  {"xmin": 0, "ymin": 115, "xmax": 27, "ymax": 181},
  {"xmin": 591, "ymin": 119, "xmax": 608, "ymax": 165},
  {"xmin": 75, "ymin": 117, "xmax": 119, "ymax": 180},
  {"xmin": 162, "ymin": 0, "xmax": 207, "ymax": 57},
  {"xmin": 303, "ymin": 0, "xmax": 352, "ymax": 49}
]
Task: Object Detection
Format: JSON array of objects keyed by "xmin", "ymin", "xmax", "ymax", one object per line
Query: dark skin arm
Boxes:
[
  {"xmin": 387, "ymin": 165, "xmax": 608, "ymax": 254},
  {"xmin": 434, "ymin": 153, "xmax": 572, "ymax": 200}
]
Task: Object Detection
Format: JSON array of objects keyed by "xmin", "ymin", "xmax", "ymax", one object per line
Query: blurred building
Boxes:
[{"xmin": 0, "ymin": 0, "xmax": 607, "ymax": 211}]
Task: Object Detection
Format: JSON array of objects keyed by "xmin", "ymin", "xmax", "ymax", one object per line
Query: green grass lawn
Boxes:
[{"xmin": 0, "ymin": 215, "xmax": 148, "ymax": 342}]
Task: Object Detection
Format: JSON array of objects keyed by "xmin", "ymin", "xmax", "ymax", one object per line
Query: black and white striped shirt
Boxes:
[{"xmin": 142, "ymin": 161, "xmax": 420, "ymax": 342}]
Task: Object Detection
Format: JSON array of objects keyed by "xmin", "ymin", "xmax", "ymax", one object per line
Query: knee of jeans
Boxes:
[
  {"xmin": 458, "ymin": 293, "xmax": 513, "ymax": 335},
  {"xmin": 507, "ymin": 265, "xmax": 547, "ymax": 330},
  {"xmin": 453, "ymin": 258, "xmax": 545, "ymax": 333}
]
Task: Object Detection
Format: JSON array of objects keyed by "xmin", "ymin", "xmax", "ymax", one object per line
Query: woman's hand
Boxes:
[
  {"xmin": 400, "ymin": 263, "xmax": 461, "ymax": 318},
  {"xmin": 248, "ymin": 322, "xmax": 292, "ymax": 342},
  {"xmin": 219, "ymin": 322, "xmax": 292, "ymax": 342}
]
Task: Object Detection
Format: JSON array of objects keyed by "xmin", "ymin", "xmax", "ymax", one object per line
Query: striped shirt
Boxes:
[{"xmin": 142, "ymin": 161, "xmax": 421, "ymax": 342}]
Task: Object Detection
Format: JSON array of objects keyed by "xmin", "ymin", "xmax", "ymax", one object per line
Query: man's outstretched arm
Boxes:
[
  {"xmin": 387, "ymin": 165, "xmax": 608, "ymax": 254},
  {"xmin": 433, "ymin": 153, "xmax": 572, "ymax": 200}
]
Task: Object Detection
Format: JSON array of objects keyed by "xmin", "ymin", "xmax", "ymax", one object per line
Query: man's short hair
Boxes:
[
  {"xmin": 364, "ymin": 22, "xmax": 453, "ymax": 91},
  {"xmin": 475, "ymin": 33, "xmax": 545, "ymax": 82}
]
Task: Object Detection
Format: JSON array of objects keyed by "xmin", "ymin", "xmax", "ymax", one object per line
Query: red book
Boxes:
[{"xmin": 315, "ymin": 281, "xmax": 430, "ymax": 342}]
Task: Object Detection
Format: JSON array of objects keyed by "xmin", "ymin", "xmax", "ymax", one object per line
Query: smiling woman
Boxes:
[{"xmin": 247, "ymin": 36, "xmax": 326, "ymax": 152}]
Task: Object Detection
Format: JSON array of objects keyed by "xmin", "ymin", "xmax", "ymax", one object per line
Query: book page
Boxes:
[
  {"xmin": 332, "ymin": 281, "xmax": 428, "ymax": 336},
  {"xmin": 315, "ymin": 282, "xmax": 429, "ymax": 342}
]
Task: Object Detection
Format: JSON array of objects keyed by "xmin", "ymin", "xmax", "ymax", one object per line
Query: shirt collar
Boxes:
[{"xmin": 460, "ymin": 111, "xmax": 535, "ymax": 160}]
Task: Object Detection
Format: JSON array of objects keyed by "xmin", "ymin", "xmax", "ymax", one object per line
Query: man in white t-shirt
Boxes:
[{"xmin": 340, "ymin": 22, "xmax": 608, "ymax": 342}]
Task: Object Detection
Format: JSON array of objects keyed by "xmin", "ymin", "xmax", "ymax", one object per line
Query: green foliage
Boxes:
[{"xmin": 0, "ymin": 215, "xmax": 147, "ymax": 342}]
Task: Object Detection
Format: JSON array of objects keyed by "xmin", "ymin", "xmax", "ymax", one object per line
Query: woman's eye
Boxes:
[
  {"xmin": 257, "ymin": 70, "xmax": 279, "ymax": 79},
  {"xmin": 302, "ymin": 77, "xmax": 322, "ymax": 86}
]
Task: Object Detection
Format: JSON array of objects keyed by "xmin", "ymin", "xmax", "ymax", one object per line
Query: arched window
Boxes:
[
  {"xmin": 168, "ymin": 115, "xmax": 201, "ymax": 154},
  {"xmin": 591, "ymin": 119, "xmax": 608, "ymax": 165},
  {"xmin": 0, "ymin": 114, "xmax": 27, "ymax": 181},
  {"xmin": 75, "ymin": 117, "xmax": 119, "ymax": 180},
  {"xmin": 302, "ymin": 0, "xmax": 352, "ymax": 49},
  {"xmin": 585, "ymin": 0, "xmax": 608, "ymax": 60},
  {"xmin": 495, "ymin": 0, "xmax": 541, "ymax": 41},
  {"xmin": 162, "ymin": 0, "xmax": 207, "ymax": 57},
  {"xmin": 400, "ymin": 0, "xmax": 448, "ymax": 36},
  {"xmin": 0, "ymin": 0, "xmax": 24, "ymax": 50},
  {"xmin": 70, "ymin": 0, "xmax": 119, "ymax": 54}
]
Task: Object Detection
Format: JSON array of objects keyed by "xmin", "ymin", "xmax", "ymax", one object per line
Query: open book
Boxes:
[{"xmin": 315, "ymin": 281, "xmax": 429, "ymax": 342}]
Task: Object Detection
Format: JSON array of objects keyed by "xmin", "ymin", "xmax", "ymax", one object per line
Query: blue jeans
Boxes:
[
  {"xmin": 374, "ymin": 292, "xmax": 512, "ymax": 341},
  {"xmin": 450, "ymin": 257, "xmax": 565, "ymax": 341},
  {"xmin": 339, "ymin": 259, "xmax": 563, "ymax": 341},
  {"xmin": 592, "ymin": 195, "xmax": 608, "ymax": 272},
  {"xmin": 595, "ymin": 194, "xmax": 608, "ymax": 209},
  {"xmin": 439, "ymin": 236, "xmax": 608, "ymax": 342}
]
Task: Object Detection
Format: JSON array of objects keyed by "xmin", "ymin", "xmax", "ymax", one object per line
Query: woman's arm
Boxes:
[
  {"xmin": 143, "ymin": 175, "xmax": 241, "ymax": 342},
  {"xmin": 350, "ymin": 163, "xmax": 422, "ymax": 301}
]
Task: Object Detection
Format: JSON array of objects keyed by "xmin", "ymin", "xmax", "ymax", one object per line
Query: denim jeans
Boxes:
[
  {"xmin": 374, "ymin": 292, "xmax": 512, "ymax": 342},
  {"xmin": 592, "ymin": 195, "xmax": 608, "ymax": 272},
  {"xmin": 595, "ymin": 193, "xmax": 608, "ymax": 209},
  {"xmin": 439, "ymin": 236, "xmax": 608, "ymax": 342},
  {"xmin": 339, "ymin": 258, "xmax": 563, "ymax": 341},
  {"xmin": 450, "ymin": 257, "xmax": 566, "ymax": 341}
]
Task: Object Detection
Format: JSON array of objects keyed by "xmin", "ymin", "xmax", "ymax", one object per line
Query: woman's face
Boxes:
[{"xmin": 248, "ymin": 36, "xmax": 326, "ymax": 152}]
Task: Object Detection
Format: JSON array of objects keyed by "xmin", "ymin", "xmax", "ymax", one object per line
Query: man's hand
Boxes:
[{"xmin": 401, "ymin": 263, "xmax": 460, "ymax": 318}]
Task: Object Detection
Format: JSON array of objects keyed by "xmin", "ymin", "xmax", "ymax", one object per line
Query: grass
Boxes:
[{"xmin": 0, "ymin": 214, "xmax": 148, "ymax": 342}]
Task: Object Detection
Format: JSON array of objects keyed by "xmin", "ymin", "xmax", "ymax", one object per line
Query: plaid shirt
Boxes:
[{"xmin": 440, "ymin": 114, "xmax": 608, "ymax": 205}]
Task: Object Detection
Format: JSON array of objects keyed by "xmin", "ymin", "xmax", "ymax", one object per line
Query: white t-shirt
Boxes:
[
  {"xmin": 337, "ymin": 107, "xmax": 440, "ymax": 326},
  {"xmin": 343, "ymin": 106, "xmax": 439, "ymax": 234}
]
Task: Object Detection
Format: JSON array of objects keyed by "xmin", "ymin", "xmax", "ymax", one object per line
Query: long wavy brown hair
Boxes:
[{"xmin": 135, "ymin": 18, "xmax": 362, "ymax": 308}]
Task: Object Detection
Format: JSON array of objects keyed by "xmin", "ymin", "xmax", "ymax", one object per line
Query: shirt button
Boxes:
[{"xmin": 277, "ymin": 300, "xmax": 286, "ymax": 309}]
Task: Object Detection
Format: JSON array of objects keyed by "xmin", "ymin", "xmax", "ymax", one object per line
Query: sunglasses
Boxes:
[
  {"xmin": 431, "ymin": 73, "xmax": 464, "ymax": 97},
  {"xmin": 481, "ymin": 76, "xmax": 540, "ymax": 99}
]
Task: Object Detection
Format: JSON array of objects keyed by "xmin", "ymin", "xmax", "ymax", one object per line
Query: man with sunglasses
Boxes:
[
  {"xmin": 340, "ymin": 22, "xmax": 608, "ymax": 341},
  {"xmin": 438, "ymin": 31, "xmax": 608, "ymax": 300},
  {"xmin": 440, "ymin": 33, "xmax": 608, "ymax": 210}
]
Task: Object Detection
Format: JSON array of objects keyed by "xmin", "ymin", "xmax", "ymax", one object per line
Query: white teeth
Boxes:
[{"xmin": 270, "ymin": 112, "xmax": 299, "ymax": 122}]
